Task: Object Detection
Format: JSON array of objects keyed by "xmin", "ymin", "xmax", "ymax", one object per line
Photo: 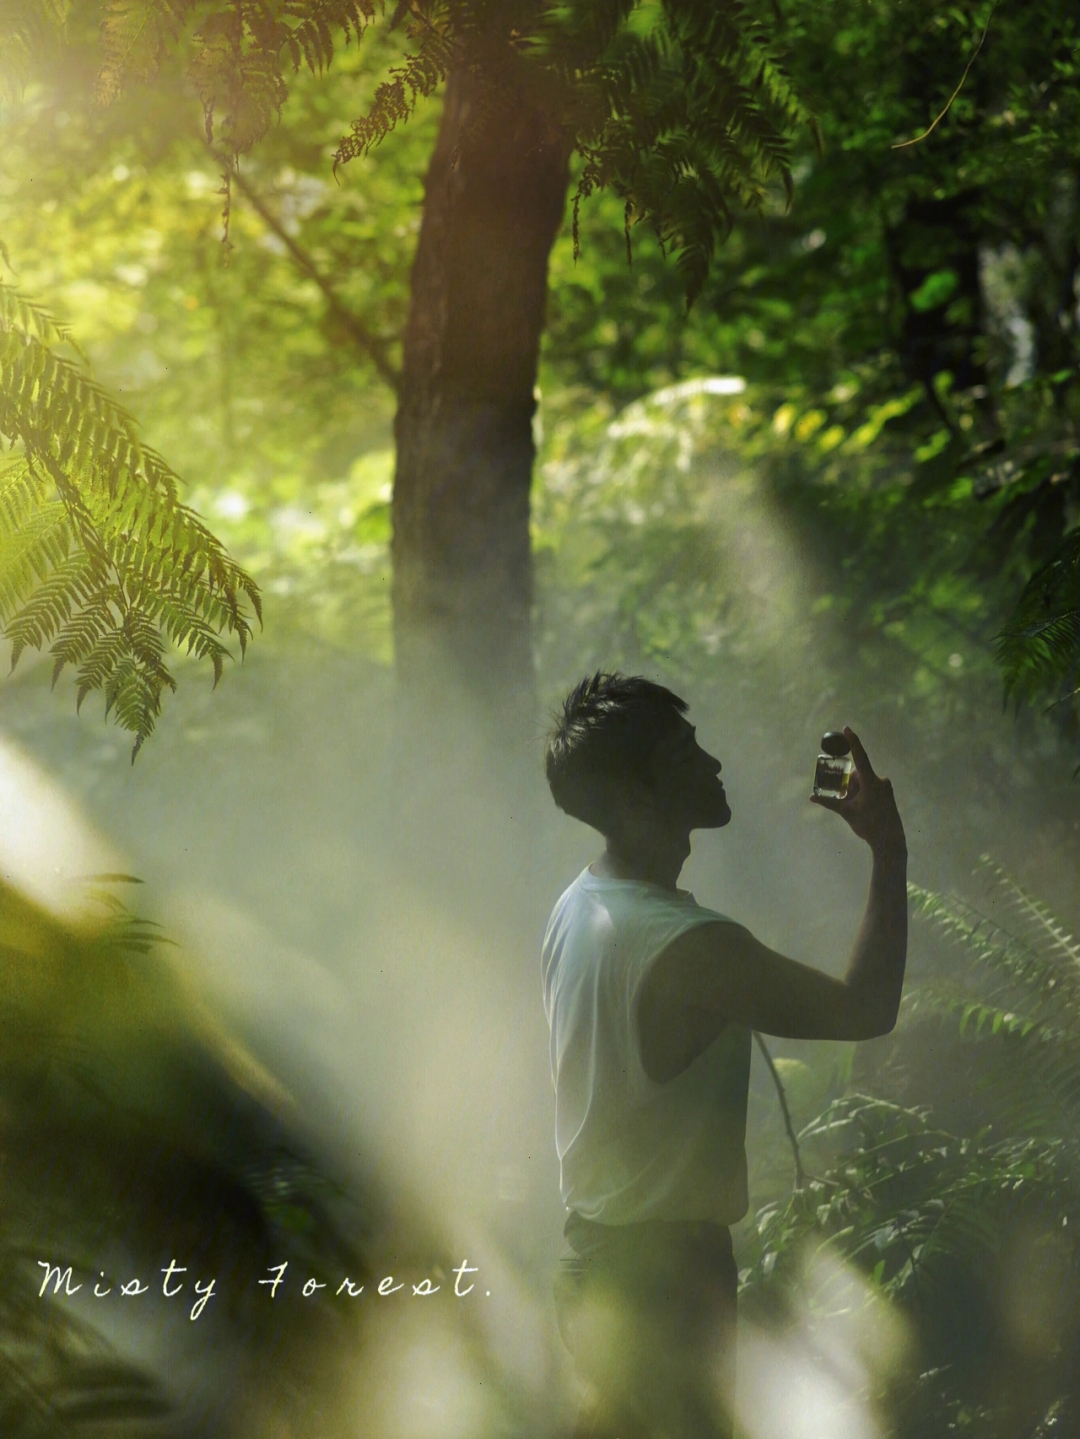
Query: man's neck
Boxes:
[{"xmin": 593, "ymin": 832, "xmax": 690, "ymax": 891}]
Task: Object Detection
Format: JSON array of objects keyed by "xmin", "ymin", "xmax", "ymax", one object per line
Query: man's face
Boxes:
[{"xmin": 641, "ymin": 714, "xmax": 731, "ymax": 830}]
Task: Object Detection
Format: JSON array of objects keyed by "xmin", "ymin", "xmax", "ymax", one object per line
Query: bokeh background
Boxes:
[{"xmin": 3, "ymin": 5, "xmax": 1080, "ymax": 1437}]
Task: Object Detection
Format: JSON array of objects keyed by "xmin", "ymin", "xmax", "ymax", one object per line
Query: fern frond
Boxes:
[
  {"xmin": 0, "ymin": 333, "xmax": 176, "ymax": 505},
  {"xmin": 901, "ymin": 979, "xmax": 1042, "ymax": 1041},
  {"xmin": 0, "ymin": 454, "xmax": 50, "ymax": 528},
  {"xmin": 97, "ymin": 0, "xmax": 377, "ymax": 162},
  {"xmin": 997, "ymin": 526, "xmax": 1080, "ymax": 706},
  {"xmin": 0, "ymin": 0, "xmax": 70, "ymax": 100},
  {"xmin": 747, "ymin": 863, "xmax": 1080, "ymax": 1429},
  {"xmin": 96, "ymin": 0, "xmax": 186, "ymax": 105},
  {"xmin": 0, "ymin": 273, "xmax": 259, "ymax": 755},
  {"xmin": 333, "ymin": 19, "xmax": 454, "ymax": 166},
  {"xmin": 3, "ymin": 553, "xmax": 95, "ymax": 660},
  {"xmin": 908, "ymin": 880, "xmax": 1080, "ymax": 1020},
  {"xmin": 752, "ymin": 1093, "xmax": 1079, "ymax": 1310},
  {"xmin": 0, "ymin": 282, "xmax": 80, "ymax": 354},
  {"xmin": 49, "ymin": 591, "xmax": 121, "ymax": 684},
  {"xmin": 88, "ymin": 0, "xmax": 806, "ymax": 309},
  {"xmin": 901, "ymin": 872, "xmax": 1080, "ymax": 1175},
  {"xmin": 275, "ymin": 0, "xmax": 377, "ymax": 73},
  {"xmin": 135, "ymin": 586, "xmax": 233, "ymax": 681},
  {"xmin": 541, "ymin": 0, "xmax": 808, "ymax": 304},
  {"xmin": 977, "ymin": 857, "xmax": 1080, "ymax": 975},
  {"xmin": 0, "ymin": 501, "xmax": 72, "ymax": 619}
]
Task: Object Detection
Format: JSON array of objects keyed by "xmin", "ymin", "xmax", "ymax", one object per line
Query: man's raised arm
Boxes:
[{"xmin": 642, "ymin": 729, "xmax": 908, "ymax": 1044}]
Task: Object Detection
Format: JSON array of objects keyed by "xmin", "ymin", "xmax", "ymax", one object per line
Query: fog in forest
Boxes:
[
  {"xmin": 5, "ymin": 4, "xmax": 1080, "ymax": 1434},
  {"xmin": 4, "ymin": 428, "xmax": 1077, "ymax": 1438}
]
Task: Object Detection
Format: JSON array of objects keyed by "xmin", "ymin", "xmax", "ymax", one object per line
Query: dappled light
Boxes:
[
  {"xmin": 737, "ymin": 1254, "xmax": 912, "ymax": 1439},
  {"xmin": 0, "ymin": 728, "xmax": 121, "ymax": 915},
  {"xmin": 4, "ymin": 3, "xmax": 1080, "ymax": 1437}
]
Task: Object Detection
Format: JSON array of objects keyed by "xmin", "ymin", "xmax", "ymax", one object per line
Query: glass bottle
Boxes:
[{"xmin": 813, "ymin": 731, "xmax": 854, "ymax": 799}]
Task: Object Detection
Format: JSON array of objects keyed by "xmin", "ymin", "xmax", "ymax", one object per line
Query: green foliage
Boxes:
[
  {"xmin": 0, "ymin": 277, "xmax": 261, "ymax": 756},
  {"xmin": 336, "ymin": 0, "xmax": 811, "ymax": 302},
  {"xmin": 759, "ymin": 0, "xmax": 1080, "ymax": 720},
  {"xmin": 338, "ymin": 0, "xmax": 812, "ymax": 303},
  {"xmin": 904, "ymin": 862, "xmax": 1080, "ymax": 1140},
  {"xmin": 5, "ymin": 0, "xmax": 1080, "ymax": 758},
  {"xmin": 0, "ymin": 0, "xmax": 68, "ymax": 100},
  {"xmin": 0, "ymin": 874, "xmax": 366, "ymax": 1436},
  {"xmin": 997, "ymin": 526, "xmax": 1080, "ymax": 711},
  {"xmin": 0, "ymin": 38, "xmax": 422, "ymax": 674},
  {"xmin": 742, "ymin": 863, "xmax": 1080, "ymax": 1438},
  {"xmin": 532, "ymin": 374, "xmax": 1011, "ymax": 741},
  {"xmin": 186, "ymin": 449, "xmax": 395, "ymax": 659},
  {"xmin": 45, "ymin": 0, "xmax": 810, "ymax": 307},
  {"xmin": 557, "ymin": 0, "xmax": 810, "ymax": 302},
  {"xmin": 333, "ymin": 5, "xmax": 453, "ymax": 162},
  {"xmin": 541, "ymin": 0, "xmax": 1080, "ymax": 732},
  {"xmin": 96, "ymin": 0, "xmax": 377, "ymax": 149},
  {"xmin": 534, "ymin": 378, "xmax": 745, "ymax": 679}
]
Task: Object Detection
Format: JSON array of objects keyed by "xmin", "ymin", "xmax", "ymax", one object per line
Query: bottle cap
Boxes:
[{"xmin": 820, "ymin": 731, "xmax": 851, "ymax": 757}]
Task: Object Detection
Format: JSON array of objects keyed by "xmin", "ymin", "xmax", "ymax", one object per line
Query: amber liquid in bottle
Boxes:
[
  {"xmin": 813, "ymin": 754, "xmax": 853, "ymax": 798},
  {"xmin": 813, "ymin": 731, "xmax": 854, "ymax": 798}
]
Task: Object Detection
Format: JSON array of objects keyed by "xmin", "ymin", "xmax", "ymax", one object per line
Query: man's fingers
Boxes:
[{"xmin": 844, "ymin": 727, "xmax": 877, "ymax": 781}]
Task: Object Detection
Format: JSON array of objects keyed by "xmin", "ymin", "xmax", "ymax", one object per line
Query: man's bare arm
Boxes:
[{"xmin": 641, "ymin": 729, "xmax": 908, "ymax": 1048}]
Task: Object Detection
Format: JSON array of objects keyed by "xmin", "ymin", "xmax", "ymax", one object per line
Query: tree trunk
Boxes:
[
  {"xmin": 391, "ymin": 66, "xmax": 571, "ymax": 728},
  {"xmin": 886, "ymin": 192, "xmax": 990, "ymax": 401}
]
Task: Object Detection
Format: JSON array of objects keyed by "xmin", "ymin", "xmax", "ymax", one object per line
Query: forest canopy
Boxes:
[
  {"xmin": 0, "ymin": 0, "xmax": 1078, "ymax": 755},
  {"xmin": 3, "ymin": 8, "xmax": 1080, "ymax": 1439}
]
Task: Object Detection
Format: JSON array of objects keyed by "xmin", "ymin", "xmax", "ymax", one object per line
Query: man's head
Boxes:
[{"xmin": 544, "ymin": 672, "xmax": 730, "ymax": 840}]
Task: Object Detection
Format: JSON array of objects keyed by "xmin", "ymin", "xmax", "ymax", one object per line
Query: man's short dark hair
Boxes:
[{"xmin": 545, "ymin": 672, "xmax": 689, "ymax": 834}]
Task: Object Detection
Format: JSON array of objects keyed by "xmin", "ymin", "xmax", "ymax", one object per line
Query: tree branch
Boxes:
[
  {"xmin": 892, "ymin": 3, "xmax": 998, "ymax": 150},
  {"xmin": 221, "ymin": 159, "xmax": 402, "ymax": 395}
]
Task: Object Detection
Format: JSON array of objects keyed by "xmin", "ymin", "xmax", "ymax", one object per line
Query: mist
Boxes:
[
  {"xmin": 4, "ymin": 406, "xmax": 1077, "ymax": 1436},
  {"xmin": 5, "ymin": 5, "xmax": 1080, "ymax": 1428}
]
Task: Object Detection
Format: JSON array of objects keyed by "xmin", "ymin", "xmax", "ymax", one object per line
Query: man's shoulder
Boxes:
[
  {"xmin": 545, "ymin": 867, "xmax": 591, "ymax": 930},
  {"xmin": 550, "ymin": 870, "xmax": 730, "ymax": 932},
  {"xmin": 543, "ymin": 869, "xmax": 594, "ymax": 970},
  {"xmin": 544, "ymin": 870, "xmax": 614, "ymax": 951}
]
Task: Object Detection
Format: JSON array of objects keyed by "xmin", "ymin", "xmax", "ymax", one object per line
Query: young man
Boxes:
[{"xmin": 541, "ymin": 673, "xmax": 908, "ymax": 1439}]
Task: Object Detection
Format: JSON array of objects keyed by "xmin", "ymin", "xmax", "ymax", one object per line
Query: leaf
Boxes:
[{"xmin": 0, "ymin": 275, "xmax": 260, "ymax": 755}]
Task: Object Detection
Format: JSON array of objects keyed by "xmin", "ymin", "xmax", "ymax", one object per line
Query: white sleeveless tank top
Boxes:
[{"xmin": 542, "ymin": 867, "xmax": 752, "ymax": 1226}]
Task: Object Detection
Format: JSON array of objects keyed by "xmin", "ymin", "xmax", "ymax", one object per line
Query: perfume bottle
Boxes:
[{"xmin": 813, "ymin": 731, "xmax": 854, "ymax": 799}]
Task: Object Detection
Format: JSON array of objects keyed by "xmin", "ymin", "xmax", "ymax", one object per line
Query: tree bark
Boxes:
[
  {"xmin": 391, "ymin": 66, "xmax": 571, "ymax": 728},
  {"xmin": 886, "ymin": 192, "xmax": 990, "ymax": 404}
]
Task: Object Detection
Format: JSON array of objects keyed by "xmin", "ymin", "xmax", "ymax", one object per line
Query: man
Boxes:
[{"xmin": 541, "ymin": 673, "xmax": 907, "ymax": 1439}]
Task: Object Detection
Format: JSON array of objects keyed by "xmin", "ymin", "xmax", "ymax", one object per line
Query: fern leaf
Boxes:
[
  {"xmin": 333, "ymin": 23, "xmax": 454, "ymax": 167},
  {"xmin": 96, "ymin": 0, "xmax": 184, "ymax": 105},
  {"xmin": 977, "ymin": 858, "xmax": 1080, "ymax": 974},
  {"xmin": 0, "ymin": 272, "xmax": 260, "ymax": 753},
  {"xmin": 997, "ymin": 527, "xmax": 1080, "ymax": 706}
]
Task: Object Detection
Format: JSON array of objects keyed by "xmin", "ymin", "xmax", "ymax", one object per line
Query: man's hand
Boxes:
[
  {"xmin": 639, "ymin": 726, "xmax": 908, "ymax": 1049},
  {"xmin": 810, "ymin": 727, "xmax": 906, "ymax": 856}
]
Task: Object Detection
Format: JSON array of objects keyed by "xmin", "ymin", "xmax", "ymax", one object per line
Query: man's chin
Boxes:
[{"xmin": 701, "ymin": 798, "xmax": 732, "ymax": 828}]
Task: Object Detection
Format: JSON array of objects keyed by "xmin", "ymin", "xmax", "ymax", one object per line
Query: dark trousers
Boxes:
[{"xmin": 553, "ymin": 1212, "xmax": 738, "ymax": 1439}]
